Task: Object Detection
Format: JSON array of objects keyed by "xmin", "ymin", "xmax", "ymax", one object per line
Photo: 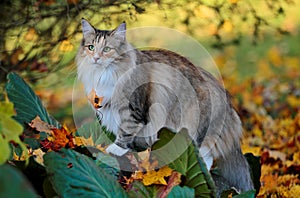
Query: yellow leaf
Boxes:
[
  {"xmin": 59, "ymin": 40, "xmax": 73, "ymax": 52},
  {"xmin": 252, "ymin": 125, "xmax": 263, "ymax": 137},
  {"xmin": 228, "ymin": 0, "xmax": 239, "ymax": 4},
  {"xmin": 96, "ymin": 144, "xmax": 108, "ymax": 153},
  {"xmin": 222, "ymin": 21, "xmax": 233, "ymax": 33},
  {"xmin": 242, "ymin": 145, "xmax": 261, "ymax": 156},
  {"xmin": 24, "ymin": 28, "xmax": 38, "ymax": 41},
  {"xmin": 138, "ymin": 165, "xmax": 174, "ymax": 186},
  {"xmin": 287, "ymin": 95, "xmax": 300, "ymax": 108},
  {"xmin": 142, "ymin": 170, "xmax": 168, "ymax": 186},
  {"xmin": 268, "ymin": 46, "xmax": 282, "ymax": 67},
  {"xmin": 32, "ymin": 148, "xmax": 45, "ymax": 165},
  {"xmin": 156, "ymin": 166, "xmax": 173, "ymax": 177},
  {"xmin": 127, "ymin": 149, "xmax": 174, "ymax": 187}
]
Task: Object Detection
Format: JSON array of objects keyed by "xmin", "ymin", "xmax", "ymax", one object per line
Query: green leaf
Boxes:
[
  {"xmin": 152, "ymin": 128, "xmax": 216, "ymax": 198},
  {"xmin": 233, "ymin": 190, "xmax": 256, "ymax": 198},
  {"xmin": 5, "ymin": 72, "xmax": 60, "ymax": 128},
  {"xmin": 44, "ymin": 148, "xmax": 128, "ymax": 198},
  {"xmin": 0, "ymin": 135, "xmax": 10, "ymax": 164},
  {"xmin": 0, "ymin": 100, "xmax": 15, "ymax": 116},
  {"xmin": 93, "ymin": 151, "xmax": 119, "ymax": 179},
  {"xmin": 76, "ymin": 119, "xmax": 115, "ymax": 145},
  {"xmin": 0, "ymin": 164, "xmax": 37, "ymax": 198},
  {"xmin": 167, "ymin": 186, "xmax": 195, "ymax": 198},
  {"xmin": 127, "ymin": 181, "xmax": 152, "ymax": 198},
  {"xmin": 0, "ymin": 100, "xmax": 27, "ymax": 164}
]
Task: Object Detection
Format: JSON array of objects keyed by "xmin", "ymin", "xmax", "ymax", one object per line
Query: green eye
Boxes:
[
  {"xmin": 103, "ymin": 46, "xmax": 111, "ymax": 53},
  {"xmin": 88, "ymin": 45, "xmax": 94, "ymax": 51}
]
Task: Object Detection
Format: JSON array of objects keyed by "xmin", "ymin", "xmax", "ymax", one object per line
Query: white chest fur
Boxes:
[{"xmin": 78, "ymin": 61, "xmax": 119, "ymax": 135}]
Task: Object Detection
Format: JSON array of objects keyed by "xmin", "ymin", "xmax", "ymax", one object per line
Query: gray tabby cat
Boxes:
[{"xmin": 76, "ymin": 19, "xmax": 254, "ymax": 194}]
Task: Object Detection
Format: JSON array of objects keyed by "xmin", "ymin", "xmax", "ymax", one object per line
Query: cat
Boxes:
[{"xmin": 76, "ymin": 19, "xmax": 254, "ymax": 194}]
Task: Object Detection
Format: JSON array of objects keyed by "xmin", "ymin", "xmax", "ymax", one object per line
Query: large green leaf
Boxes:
[
  {"xmin": 0, "ymin": 100, "xmax": 26, "ymax": 164},
  {"xmin": 5, "ymin": 72, "xmax": 60, "ymax": 128},
  {"xmin": 152, "ymin": 128, "xmax": 216, "ymax": 198},
  {"xmin": 167, "ymin": 186, "xmax": 195, "ymax": 198},
  {"xmin": 76, "ymin": 119, "xmax": 115, "ymax": 146},
  {"xmin": 93, "ymin": 151, "xmax": 119, "ymax": 179},
  {"xmin": 44, "ymin": 148, "xmax": 128, "ymax": 198},
  {"xmin": 0, "ymin": 164, "xmax": 37, "ymax": 198},
  {"xmin": 127, "ymin": 181, "xmax": 153, "ymax": 198}
]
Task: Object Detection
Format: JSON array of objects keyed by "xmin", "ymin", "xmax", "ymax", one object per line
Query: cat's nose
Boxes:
[{"xmin": 93, "ymin": 57, "xmax": 100, "ymax": 62}]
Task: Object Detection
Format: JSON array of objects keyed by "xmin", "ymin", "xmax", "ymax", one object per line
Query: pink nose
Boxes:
[{"xmin": 93, "ymin": 57, "xmax": 100, "ymax": 62}]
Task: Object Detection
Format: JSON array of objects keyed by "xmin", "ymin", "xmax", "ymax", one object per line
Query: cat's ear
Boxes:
[
  {"xmin": 81, "ymin": 18, "xmax": 95, "ymax": 36},
  {"xmin": 111, "ymin": 22, "xmax": 126, "ymax": 40}
]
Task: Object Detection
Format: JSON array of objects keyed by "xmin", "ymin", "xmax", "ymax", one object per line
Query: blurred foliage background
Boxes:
[{"xmin": 1, "ymin": 0, "xmax": 300, "ymax": 196}]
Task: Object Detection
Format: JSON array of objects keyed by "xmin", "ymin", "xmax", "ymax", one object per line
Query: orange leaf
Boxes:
[
  {"xmin": 10, "ymin": 47, "xmax": 24, "ymax": 65},
  {"xmin": 260, "ymin": 174, "xmax": 278, "ymax": 193},
  {"xmin": 29, "ymin": 116, "xmax": 76, "ymax": 151},
  {"xmin": 88, "ymin": 89, "xmax": 104, "ymax": 109},
  {"xmin": 24, "ymin": 28, "xmax": 38, "ymax": 41}
]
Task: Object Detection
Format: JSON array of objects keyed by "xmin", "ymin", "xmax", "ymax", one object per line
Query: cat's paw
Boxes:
[
  {"xmin": 200, "ymin": 146, "xmax": 213, "ymax": 171},
  {"xmin": 106, "ymin": 143, "xmax": 129, "ymax": 156}
]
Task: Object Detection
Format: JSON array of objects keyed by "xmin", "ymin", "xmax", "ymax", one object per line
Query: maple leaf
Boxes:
[
  {"xmin": 28, "ymin": 117, "xmax": 76, "ymax": 152},
  {"xmin": 50, "ymin": 125, "xmax": 75, "ymax": 150},
  {"xmin": 126, "ymin": 149, "xmax": 175, "ymax": 187},
  {"xmin": 73, "ymin": 136, "xmax": 94, "ymax": 147}
]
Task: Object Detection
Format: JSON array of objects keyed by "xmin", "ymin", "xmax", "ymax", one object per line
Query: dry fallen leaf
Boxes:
[
  {"xmin": 28, "ymin": 117, "xmax": 76, "ymax": 152},
  {"xmin": 126, "ymin": 149, "xmax": 175, "ymax": 186},
  {"xmin": 28, "ymin": 116, "xmax": 54, "ymax": 135}
]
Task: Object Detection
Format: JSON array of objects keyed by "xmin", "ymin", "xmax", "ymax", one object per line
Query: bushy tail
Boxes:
[{"xmin": 213, "ymin": 147, "xmax": 254, "ymax": 195}]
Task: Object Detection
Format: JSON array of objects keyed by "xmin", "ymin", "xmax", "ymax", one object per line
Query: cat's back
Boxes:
[
  {"xmin": 140, "ymin": 49, "xmax": 200, "ymax": 73},
  {"xmin": 139, "ymin": 49, "xmax": 220, "ymax": 87},
  {"xmin": 139, "ymin": 49, "xmax": 228, "ymax": 103}
]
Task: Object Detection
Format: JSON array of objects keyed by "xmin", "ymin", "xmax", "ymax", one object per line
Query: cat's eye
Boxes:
[
  {"xmin": 87, "ymin": 45, "xmax": 95, "ymax": 51},
  {"xmin": 103, "ymin": 46, "xmax": 111, "ymax": 53}
]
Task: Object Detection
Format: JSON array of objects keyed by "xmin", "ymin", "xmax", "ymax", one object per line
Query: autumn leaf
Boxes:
[
  {"xmin": 73, "ymin": 136, "xmax": 94, "ymax": 147},
  {"xmin": 28, "ymin": 117, "xmax": 76, "ymax": 152},
  {"xmin": 126, "ymin": 149, "xmax": 175, "ymax": 187},
  {"xmin": 10, "ymin": 47, "xmax": 24, "ymax": 65},
  {"xmin": 88, "ymin": 89, "xmax": 104, "ymax": 109},
  {"xmin": 29, "ymin": 116, "xmax": 54, "ymax": 135},
  {"xmin": 40, "ymin": 125, "xmax": 76, "ymax": 151},
  {"xmin": 59, "ymin": 40, "xmax": 73, "ymax": 52},
  {"xmin": 141, "ymin": 166, "xmax": 173, "ymax": 186},
  {"xmin": 24, "ymin": 27, "xmax": 38, "ymax": 41}
]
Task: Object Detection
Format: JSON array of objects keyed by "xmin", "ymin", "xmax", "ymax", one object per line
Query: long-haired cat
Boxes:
[{"xmin": 76, "ymin": 19, "xmax": 254, "ymax": 194}]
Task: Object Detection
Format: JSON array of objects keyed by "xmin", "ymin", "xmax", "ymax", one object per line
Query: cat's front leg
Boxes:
[
  {"xmin": 106, "ymin": 143, "xmax": 129, "ymax": 156},
  {"xmin": 106, "ymin": 131, "xmax": 135, "ymax": 156},
  {"xmin": 106, "ymin": 113, "xmax": 144, "ymax": 156}
]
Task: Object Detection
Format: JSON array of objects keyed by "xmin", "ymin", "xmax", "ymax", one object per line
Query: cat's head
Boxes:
[{"xmin": 78, "ymin": 19, "xmax": 128, "ymax": 66}]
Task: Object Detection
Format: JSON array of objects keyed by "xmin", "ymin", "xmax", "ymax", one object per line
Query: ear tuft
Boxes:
[
  {"xmin": 112, "ymin": 22, "xmax": 126, "ymax": 40},
  {"xmin": 81, "ymin": 19, "xmax": 95, "ymax": 35}
]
